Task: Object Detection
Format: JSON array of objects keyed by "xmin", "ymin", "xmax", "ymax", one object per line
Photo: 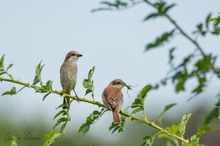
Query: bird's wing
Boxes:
[{"xmin": 103, "ymin": 86, "xmax": 122, "ymax": 109}]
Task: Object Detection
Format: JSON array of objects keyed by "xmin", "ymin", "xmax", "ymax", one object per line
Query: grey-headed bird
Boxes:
[{"xmin": 60, "ymin": 51, "xmax": 82, "ymax": 109}]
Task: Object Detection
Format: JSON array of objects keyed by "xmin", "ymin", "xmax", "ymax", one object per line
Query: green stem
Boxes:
[
  {"xmin": 121, "ymin": 112, "xmax": 189, "ymax": 144},
  {"xmin": 0, "ymin": 76, "xmax": 189, "ymax": 144}
]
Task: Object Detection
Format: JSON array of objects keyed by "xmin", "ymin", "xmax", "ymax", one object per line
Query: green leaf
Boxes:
[
  {"xmin": 0, "ymin": 71, "xmax": 7, "ymax": 76},
  {"xmin": 195, "ymin": 54, "xmax": 213, "ymax": 73},
  {"xmin": 160, "ymin": 113, "xmax": 191, "ymax": 140},
  {"xmin": 33, "ymin": 61, "xmax": 45, "ymax": 85},
  {"xmin": 109, "ymin": 122, "xmax": 125, "ymax": 134},
  {"xmin": 193, "ymin": 23, "xmax": 206, "ymax": 36},
  {"xmin": 204, "ymin": 106, "xmax": 220, "ymax": 125},
  {"xmin": 8, "ymin": 74, "xmax": 14, "ymax": 80},
  {"xmin": 131, "ymin": 108, "xmax": 143, "ymax": 115},
  {"xmin": 56, "ymin": 103, "xmax": 67, "ymax": 110},
  {"xmin": 41, "ymin": 80, "xmax": 53, "ymax": 91},
  {"xmin": 178, "ymin": 113, "xmax": 192, "ymax": 137},
  {"xmin": 78, "ymin": 123, "xmax": 91, "ymax": 134},
  {"xmin": 174, "ymin": 71, "xmax": 188, "ymax": 92},
  {"xmin": 140, "ymin": 85, "xmax": 152, "ymax": 99},
  {"xmin": 83, "ymin": 66, "xmax": 95, "ymax": 99},
  {"xmin": 6, "ymin": 63, "xmax": 13, "ymax": 71},
  {"xmin": 2, "ymin": 87, "xmax": 17, "ymax": 96},
  {"xmin": 78, "ymin": 108, "xmax": 106, "ymax": 134},
  {"xmin": 146, "ymin": 29, "xmax": 175, "ymax": 51},
  {"xmin": 163, "ymin": 3, "xmax": 176, "ymax": 14},
  {"xmin": 53, "ymin": 110, "xmax": 68, "ymax": 120},
  {"xmin": 43, "ymin": 130, "xmax": 62, "ymax": 146},
  {"xmin": 205, "ymin": 13, "xmax": 212, "ymax": 29},
  {"xmin": 100, "ymin": 0, "xmax": 127, "ymax": 8},
  {"xmin": 34, "ymin": 86, "xmax": 47, "ymax": 93},
  {"xmin": 131, "ymin": 85, "xmax": 152, "ymax": 114},
  {"xmin": 191, "ymin": 76, "xmax": 206, "ymax": 95},
  {"xmin": 165, "ymin": 141, "xmax": 173, "ymax": 146},
  {"xmin": 158, "ymin": 103, "xmax": 177, "ymax": 124},
  {"xmin": 10, "ymin": 136, "xmax": 17, "ymax": 146},
  {"xmin": 168, "ymin": 47, "xmax": 176, "ymax": 66},
  {"xmin": 60, "ymin": 123, "xmax": 67, "ymax": 134},
  {"xmin": 143, "ymin": 13, "xmax": 161, "ymax": 21},
  {"xmin": 53, "ymin": 117, "xmax": 68, "ymax": 129},
  {"xmin": 42, "ymin": 92, "xmax": 51, "ymax": 101},
  {"xmin": 189, "ymin": 125, "xmax": 210, "ymax": 145},
  {"xmin": 164, "ymin": 103, "xmax": 177, "ymax": 112},
  {"xmin": 0, "ymin": 54, "xmax": 5, "ymax": 69},
  {"xmin": 142, "ymin": 135, "xmax": 156, "ymax": 146}
]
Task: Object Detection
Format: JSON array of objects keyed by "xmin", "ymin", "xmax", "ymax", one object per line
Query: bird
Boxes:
[
  {"xmin": 102, "ymin": 79, "xmax": 126, "ymax": 124},
  {"xmin": 60, "ymin": 51, "xmax": 82, "ymax": 109}
]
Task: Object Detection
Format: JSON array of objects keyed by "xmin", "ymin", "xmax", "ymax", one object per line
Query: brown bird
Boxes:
[
  {"xmin": 60, "ymin": 51, "xmax": 82, "ymax": 109},
  {"xmin": 102, "ymin": 79, "xmax": 125, "ymax": 124}
]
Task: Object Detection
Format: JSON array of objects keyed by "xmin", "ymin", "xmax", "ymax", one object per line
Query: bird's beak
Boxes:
[{"xmin": 77, "ymin": 54, "xmax": 83, "ymax": 57}]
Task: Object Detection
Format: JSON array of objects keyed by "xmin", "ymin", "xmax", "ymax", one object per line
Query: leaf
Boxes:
[
  {"xmin": 164, "ymin": 103, "xmax": 177, "ymax": 112},
  {"xmin": 0, "ymin": 54, "xmax": 5, "ymax": 69},
  {"xmin": 142, "ymin": 135, "xmax": 156, "ymax": 146},
  {"xmin": 88, "ymin": 66, "xmax": 95, "ymax": 80},
  {"xmin": 160, "ymin": 113, "xmax": 191, "ymax": 140},
  {"xmin": 78, "ymin": 108, "xmax": 106, "ymax": 134},
  {"xmin": 34, "ymin": 86, "xmax": 47, "ymax": 93},
  {"xmin": 41, "ymin": 80, "xmax": 53, "ymax": 91},
  {"xmin": 204, "ymin": 106, "xmax": 220, "ymax": 125},
  {"xmin": 83, "ymin": 66, "xmax": 95, "ymax": 99},
  {"xmin": 6, "ymin": 63, "xmax": 13, "ymax": 71},
  {"xmin": 10, "ymin": 136, "xmax": 17, "ymax": 146},
  {"xmin": 131, "ymin": 108, "xmax": 143, "ymax": 115},
  {"xmin": 191, "ymin": 76, "xmax": 206, "ymax": 95},
  {"xmin": 189, "ymin": 125, "xmax": 210, "ymax": 145},
  {"xmin": 53, "ymin": 117, "xmax": 68, "ymax": 129},
  {"xmin": 159, "ymin": 103, "xmax": 177, "ymax": 123},
  {"xmin": 205, "ymin": 13, "xmax": 212, "ymax": 29},
  {"xmin": 43, "ymin": 130, "xmax": 62, "ymax": 146},
  {"xmin": 195, "ymin": 54, "xmax": 213, "ymax": 73},
  {"xmin": 53, "ymin": 110, "xmax": 68, "ymax": 120},
  {"xmin": 0, "ymin": 71, "xmax": 7, "ymax": 76},
  {"xmin": 178, "ymin": 113, "xmax": 192, "ymax": 137},
  {"xmin": 100, "ymin": 0, "xmax": 127, "ymax": 8},
  {"xmin": 131, "ymin": 85, "xmax": 152, "ymax": 114},
  {"xmin": 163, "ymin": 3, "xmax": 176, "ymax": 14},
  {"xmin": 43, "ymin": 92, "xmax": 51, "ymax": 101},
  {"xmin": 193, "ymin": 23, "xmax": 206, "ymax": 36},
  {"xmin": 174, "ymin": 71, "xmax": 188, "ymax": 92},
  {"xmin": 60, "ymin": 123, "xmax": 67, "ymax": 134},
  {"xmin": 78, "ymin": 123, "xmax": 91, "ymax": 134},
  {"xmin": 146, "ymin": 29, "xmax": 175, "ymax": 51},
  {"xmin": 2, "ymin": 87, "xmax": 17, "ymax": 96},
  {"xmin": 143, "ymin": 13, "xmax": 161, "ymax": 21},
  {"xmin": 168, "ymin": 47, "xmax": 176, "ymax": 66},
  {"xmin": 109, "ymin": 123, "xmax": 125, "ymax": 134},
  {"xmin": 33, "ymin": 61, "xmax": 45, "ymax": 85}
]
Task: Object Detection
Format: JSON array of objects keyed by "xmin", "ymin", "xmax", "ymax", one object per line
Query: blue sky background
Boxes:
[{"xmin": 0, "ymin": 0, "xmax": 220, "ymax": 144}]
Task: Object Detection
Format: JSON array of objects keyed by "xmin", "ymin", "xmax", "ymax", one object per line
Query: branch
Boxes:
[
  {"xmin": 0, "ymin": 75, "xmax": 189, "ymax": 144},
  {"xmin": 143, "ymin": 0, "xmax": 206, "ymax": 56}
]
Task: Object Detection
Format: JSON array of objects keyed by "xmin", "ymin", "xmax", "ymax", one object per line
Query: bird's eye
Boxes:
[
  {"xmin": 116, "ymin": 81, "xmax": 120, "ymax": 84},
  {"xmin": 71, "ymin": 53, "xmax": 75, "ymax": 56}
]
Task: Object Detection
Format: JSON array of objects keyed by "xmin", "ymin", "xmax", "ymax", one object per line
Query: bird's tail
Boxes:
[
  {"xmin": 112, "ymin": 110, "xmax": 121, "ymax": 124},
  {"xmin": 63, "ymin": 91, "xmax": 70, "ymax": 109}
]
